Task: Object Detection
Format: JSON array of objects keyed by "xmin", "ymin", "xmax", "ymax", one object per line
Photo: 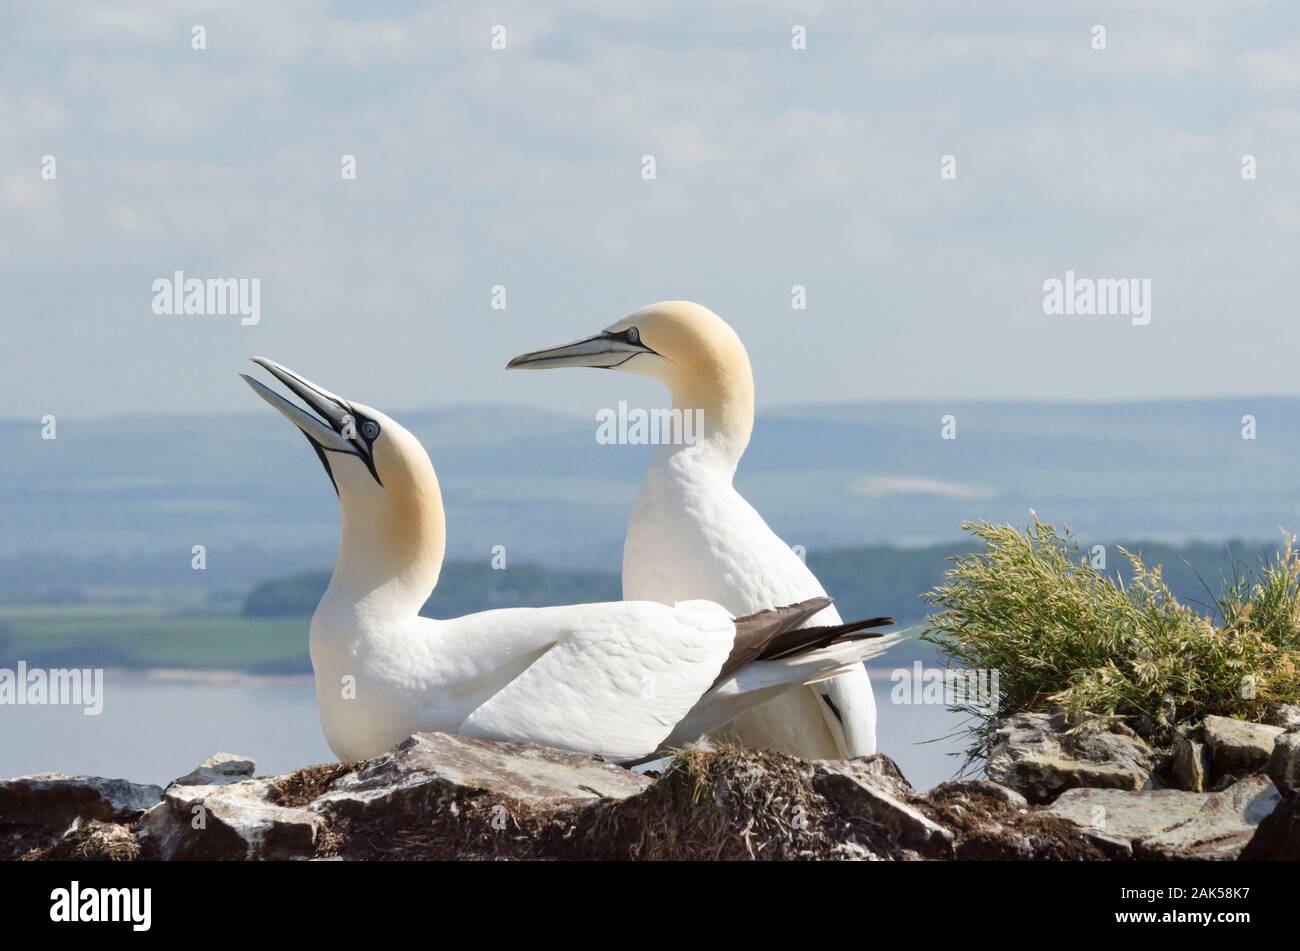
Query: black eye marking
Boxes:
[
  {"xmin": 360, "ymin": 420, "xmax": 380, "ymax": 441},
  {"xmin": 625, "ymin": 327, "xmax": 640, "ymax": 345}
]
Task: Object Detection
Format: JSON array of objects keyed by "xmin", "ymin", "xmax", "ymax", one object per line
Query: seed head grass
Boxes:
[{"xmin": 921, "ymin": 514, "xmax": 1300, "ymax": 765}]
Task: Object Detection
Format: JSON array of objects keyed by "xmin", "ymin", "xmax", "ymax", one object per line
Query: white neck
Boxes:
[
  {"xmin": 659, "ymin": 359, "xmax": 754, "ymax": 475},
  {"xmin": 322, "ymin": 457, "xmax": 447, "ymax": 623}
]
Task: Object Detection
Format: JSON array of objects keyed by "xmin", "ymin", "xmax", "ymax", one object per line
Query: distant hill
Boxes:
[
  {"xmin": 809, "ymin": 538, "xmax": 1283, "ymax": 624},
  {"xmin": 0, "ymin": 538, "xmax": 1281, "ymax": 675},
  {"xmin": 244, "ymin": 538, "xmax": 1283, "ymax": 626},
  {"xmin": 6, "ymin": 397, "xmax": 1300, "ymax": 600},
  {"xmin": 244, "ymin": 561, "xmax": 621, "ymax": 620}
]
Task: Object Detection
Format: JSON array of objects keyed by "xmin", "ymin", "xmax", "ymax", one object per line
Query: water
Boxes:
[
  {"xmin": 0, "ymin": 670, "xmax": 972, "ymax": 790},
  {"xmin": 870, "ymin": 674, "xmax": 976, "ymax": 789},
  {"xmin": 0, "ymin": 672, "xmax": 333, "ymax": 787}
]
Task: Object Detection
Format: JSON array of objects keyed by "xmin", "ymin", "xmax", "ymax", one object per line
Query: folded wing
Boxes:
[{"xmin": 460, "ymin": 600, "xmax": 735, "ymax": 762}]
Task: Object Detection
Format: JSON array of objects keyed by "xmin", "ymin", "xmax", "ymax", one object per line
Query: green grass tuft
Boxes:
[
  {"xmin": 0, "ymin": 604, "xmax": 309, "ymax": 673},
  {"xmin": 921, "ymin": 513, "xmax": 1300, "ymax": 765}
]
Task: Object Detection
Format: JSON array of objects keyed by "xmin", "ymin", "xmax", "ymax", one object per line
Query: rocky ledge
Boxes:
[{"xmin": 3, "ymin": 712, "xmax": 1297, "ymax": 861}]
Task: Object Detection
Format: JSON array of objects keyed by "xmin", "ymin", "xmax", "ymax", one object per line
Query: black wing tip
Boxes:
[
  {"xmin": 716, "ymin": 601, "xmax": 893, "ymax": 687},
  {"xmin": 827, "ymin": 616, "xmax": 896, "ymax": 645},
  {"xmin": 760, "ymin": 613, "xmax": 897, "ymax": 661}
]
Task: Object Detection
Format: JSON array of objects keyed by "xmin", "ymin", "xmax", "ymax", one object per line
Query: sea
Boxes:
[{"xmin": 0, "ymin": 669, "xmax": 973, "ymax": 790}]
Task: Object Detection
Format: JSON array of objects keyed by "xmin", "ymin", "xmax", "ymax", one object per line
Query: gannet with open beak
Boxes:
[
  {"xmin": 508, "ymin": 301, "xmax": 893, "ymax": 759},
  {"xmin": 241, "ymin": 357, "xmax": 895, "ymax": 763}
]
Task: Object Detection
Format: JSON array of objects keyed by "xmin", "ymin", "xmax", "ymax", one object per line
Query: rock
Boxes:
[
  {"xmin": 22, "ymin": 728, "xmax": 1281, "ymax": 862},
  {"xmin": 312, "ymin": 732, "xmax": 651, "ymax": 822},
  {"xmin": 1209, "ymin": 774, "xmax": 1239, "ymax": 792},
  {"xmin": 169, "ymin": 752, "xmax": 256, "ymax": 788},
  {"xmin": 138, "ymin": 778, "xmax": 322, "ymax": 860},
  {"xmin": 0, "ymin": 773, "xmax": 161, "ymax": 830},
  {"xmin": 1264, "ymin": 728, "xmax": 1300, "ymax": 794},
  {"xmin": 822, "ymin": 753, "xmax": 914, "ymax": 798},
  {"xmin": 1135, "ymin": 775, "xmax": 1281, "ymax": 860},
  {"xmin": 928, "ymin": 779, "xmax": 1028, "ymax": 810},
  {"xmin": 813, "ymin": 757, "xmax": 953, "ymax": 859},
  {"xmin": 310, "ymin": 739, "xmax": 924, "ymax": 860},
  {"xmin": 40, "ymin": 819, "xmax": 139, "ymax": 861},
  {"xmin": 986, "ymin": 712, "xmax": 1155, "ymax": 803},
  {"xmin": 1048, "ymin": 788, "xmax": 1206, "ymax": 850},
  {"xmin": 1169, "ymin": 735, "xmax": 1211, "ymax": 792},
  {"xmin": 1239, "ymin": 793, "xmax": 1300, "ymax": 860},
  {"xmin": 919, "ymin": 778, "xmax": 1114, "ymax": 860},
  {"xmin": 1202, "ymin": 715, "xmax": 1283, "ymax": 776},
  {"xmin": 1070, "ymin": 827, "xmax": 1134, "ymax": 859},
  {"xmin": 1263, "ymin": 703, "xmax": 1300, "ymax": 730},
  {"xmin": 0, "ymin": 774, "xmax": 161, "ymax": 861}
]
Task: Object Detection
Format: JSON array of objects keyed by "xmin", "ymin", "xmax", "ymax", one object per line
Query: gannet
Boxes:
[
  {"xmin": 241, "ymin": 357, "xmax": 895, "ymax": 763},
  {"xmin": 508, "ymin": 301, "xmax": 894, "ymax": 759}
]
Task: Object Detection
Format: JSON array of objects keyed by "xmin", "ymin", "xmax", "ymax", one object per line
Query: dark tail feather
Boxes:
[
  {"xmin": 713, "ymin": 596, "xmax": 830, "ymax": 688},
  {"xmin": 712, "ymin": 597, "xmax": 894, "ymax": 689},
  {"xmin": 760, "ymin": 615, "xmax": 895, "ymax": 660}
]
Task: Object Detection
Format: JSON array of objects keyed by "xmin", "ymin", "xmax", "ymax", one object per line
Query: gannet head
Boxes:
[
  {"xmin": 241, "ymin": 357, "xmax": 446, "ymax": 609},
  {"xmin": 507, "ymin": 300, "xmax": 755, "ymax": 461}
]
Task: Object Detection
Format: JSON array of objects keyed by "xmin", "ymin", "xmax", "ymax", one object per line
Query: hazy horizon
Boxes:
[
  {"xmin": 12, "ymin": 390, "xmax": 1300, "ymax": 426},
  {"xmin": 9, "ymin": 397, "xmax": 1300, "ymax": 574}
]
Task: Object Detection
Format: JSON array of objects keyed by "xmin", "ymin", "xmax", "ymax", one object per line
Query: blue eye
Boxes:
[
  {"xmin": 625, "ymin": 327, "xmax": 640, "ymax": 344},
  {"xmin": 361, "ymin": 420, "xmax": 380, "ymax": 440}
]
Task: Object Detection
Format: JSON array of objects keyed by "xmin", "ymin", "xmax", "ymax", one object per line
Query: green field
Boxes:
[{"xmin": 0, "ymin": 604, "xmax": 310, "ymax": 674}]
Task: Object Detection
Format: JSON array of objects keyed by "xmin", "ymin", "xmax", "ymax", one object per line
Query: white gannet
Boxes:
[
  {"xmin": 507, "ymin": 301, "xmax": 894, "ymax": 759},
  {"xmin": 241, "ymin": 357, "xmax": 894, "ymax": 763}
]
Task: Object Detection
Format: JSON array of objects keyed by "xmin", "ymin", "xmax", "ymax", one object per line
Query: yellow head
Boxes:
[
  {"xmin": 241, "ymin": 358, "xmax": 446, "ymax": 613},
  {"xmin": 508, "ymin": 300, "xmax": 756, "ymax": 461}
]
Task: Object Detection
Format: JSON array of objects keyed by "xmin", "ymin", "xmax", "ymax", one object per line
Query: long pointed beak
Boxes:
[
  {"xmin": 241, "ymin": 358, "xmax": 357, "ymax": 455},
  {"xmin": 241, "ymin": 357, "xmax": 386, "ymax": 490},
  {"xmin": 250, "ymin": 357, "xmax": 354, "ymax": 434},
  {"xmin": 506, "ymin": 332, "xmax": 654, "ymax": 371}
]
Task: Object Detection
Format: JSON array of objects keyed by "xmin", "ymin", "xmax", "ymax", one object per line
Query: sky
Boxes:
[{"xmin": 3, "ymin": 1, "xmax": 1299, "ymax": 421}]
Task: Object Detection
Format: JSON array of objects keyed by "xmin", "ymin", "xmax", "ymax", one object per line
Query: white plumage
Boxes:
[
  {"xmin": 509, "ymin": 301, "xmax": 896, "ymax": 758},
  {"xmin": 624, "ymin": 442, "xmax": 879, "ymax": 757},
  {"xmin": 243, "ymin": 357, "xmax": 891, "ymax": 763}
]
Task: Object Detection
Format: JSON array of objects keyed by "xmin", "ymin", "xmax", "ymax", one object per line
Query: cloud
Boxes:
[
  {"xmin": 2, "ymin": 2, "xmax": 1299, "ymax": 417},
  {"xmin": 852, "ymin": 476, "xmax": 994, "ymax": 500},
  {"xmin": 1243, "ymin": 46, "xmax": 1300, "ymax": 88}
]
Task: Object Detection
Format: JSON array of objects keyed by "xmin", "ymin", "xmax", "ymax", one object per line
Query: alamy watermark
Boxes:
[
  {"xmin": 152, "ymin": 271, "xmax": 260, "ymax": 326},
  {"xmin": 889, "ymin": 662, "xmax": 1000, "ymax": 710},
  {"xmin": 0, "ymin": 662, "xmax": 104, "ymax": 715},
  {"xmin": 596, "ymin": 401, "xmax": 703, "ymax": 445},
  {"xmin": 1042, "ymin": 270, "xmax": 1150, "ymax": 326},
  {"xmin": 50, "ymin": 881, "xmax": 150, "ymax": 931}
]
